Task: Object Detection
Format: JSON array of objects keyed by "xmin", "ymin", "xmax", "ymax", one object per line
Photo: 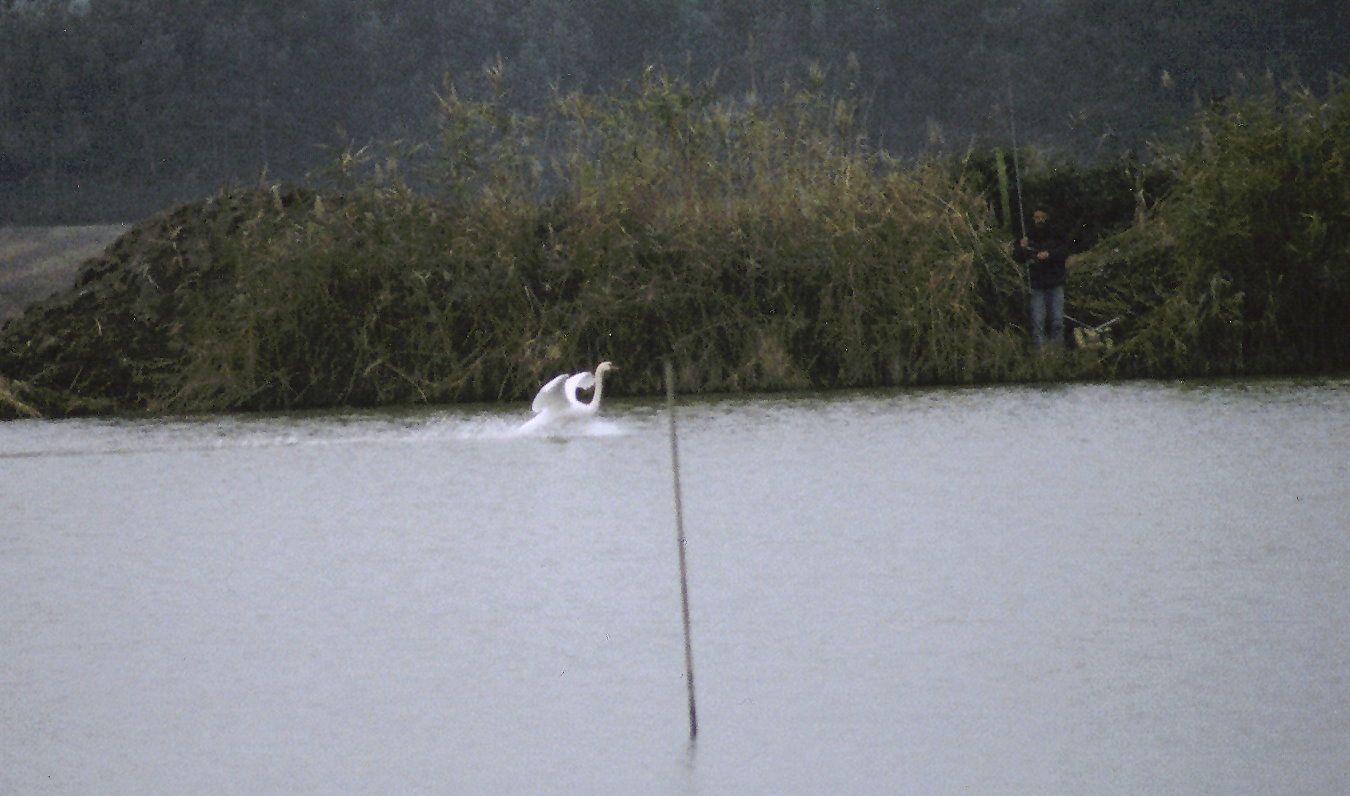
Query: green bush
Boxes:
[{"xmin": 1093, "ymin": 76, "xmax": 1350, "ymax": 376}]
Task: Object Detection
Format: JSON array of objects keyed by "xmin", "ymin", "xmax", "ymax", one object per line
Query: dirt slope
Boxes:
[{"xmin": 0, "ymin": 225, "xmax": 130, "ymax": 322}]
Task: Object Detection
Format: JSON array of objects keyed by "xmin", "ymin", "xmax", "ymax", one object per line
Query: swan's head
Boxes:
[{"xmin": 595, "ymin": 361, "xmax": 616, "ymax": 376}]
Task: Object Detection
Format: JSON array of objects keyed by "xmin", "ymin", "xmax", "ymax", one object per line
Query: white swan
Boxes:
[{"xmin": 517, "ymin": 361, "xmax": 616, "ymax": 434}]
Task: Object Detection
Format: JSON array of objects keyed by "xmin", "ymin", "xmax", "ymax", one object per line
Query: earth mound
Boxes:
[{"xmin": 0, "ymin": 186, "xmax": 314, "ymax": 418}]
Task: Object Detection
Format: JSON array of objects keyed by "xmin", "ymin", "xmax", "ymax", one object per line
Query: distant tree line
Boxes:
[{"xmin": 1, "ymin": 0, "xmax": 1346, "ymax": 223}]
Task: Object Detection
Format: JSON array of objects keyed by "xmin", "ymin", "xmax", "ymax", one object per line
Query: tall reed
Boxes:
[{"xmin": 152, "ymin": 68, "xmax": 1030, "ymax": 412}]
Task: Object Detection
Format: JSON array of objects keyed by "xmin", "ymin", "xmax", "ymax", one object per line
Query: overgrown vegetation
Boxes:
[
  {"xmin": 1074, "ymin": 77, "xmax": 1350, "ymax": 377},
  {"xmin": 2, "ymin": 71, "xmax": 1347, "ymax": 419}
]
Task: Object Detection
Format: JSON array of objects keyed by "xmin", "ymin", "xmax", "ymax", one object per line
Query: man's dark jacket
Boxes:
[{"xmin": 1014, "ymin": 222, "xmax": 1069, "ymax": 289}]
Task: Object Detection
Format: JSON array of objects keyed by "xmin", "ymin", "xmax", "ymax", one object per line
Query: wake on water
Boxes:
[{"xmin": 0, "ymin": 409, "xmax": 633, "ymax": 460}]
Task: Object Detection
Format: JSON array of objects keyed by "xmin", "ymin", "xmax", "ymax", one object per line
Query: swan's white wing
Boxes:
[
  {"xmin": 531, "ymin": 373, "xmax": 571, "ymax": 413},
  {"xmin": 564, "ymin": 371, "xmax": 596, "ymax": 408}
]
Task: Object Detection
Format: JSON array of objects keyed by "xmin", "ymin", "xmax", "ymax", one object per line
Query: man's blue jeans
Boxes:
[{"xmin": 1029, "ymin": 284, "xmax": 1064, "ymax": 347}]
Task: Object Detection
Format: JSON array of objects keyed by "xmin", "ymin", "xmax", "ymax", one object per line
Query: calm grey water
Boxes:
[{"xmin": 4, "ymin": 379, "xmax": 1349, "ymax": 794}]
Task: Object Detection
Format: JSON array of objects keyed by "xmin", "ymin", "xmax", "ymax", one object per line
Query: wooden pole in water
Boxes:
[{"xmin": 665, "ymin": 360, "xmax": 698, "ymax": 741}]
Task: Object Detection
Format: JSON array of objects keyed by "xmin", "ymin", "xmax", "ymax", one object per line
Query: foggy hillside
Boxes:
[{"xmin": 2, "ymin": 0, "xmax": 1346, "ymax": 223}]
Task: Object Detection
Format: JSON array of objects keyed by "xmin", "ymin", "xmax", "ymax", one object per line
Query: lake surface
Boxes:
[{"xmin": 4, "ymin": 378, "xmax": 1349, "ymax": 793}]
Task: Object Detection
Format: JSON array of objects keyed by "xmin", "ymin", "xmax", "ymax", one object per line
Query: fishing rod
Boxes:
[
  {"xmin": 1007, "ymin": 87, "xmax": 1032, "ymax": 297},
  {"xmin": 1007, "ymin": 87, "xmax": 1029, "ymax": 245}
]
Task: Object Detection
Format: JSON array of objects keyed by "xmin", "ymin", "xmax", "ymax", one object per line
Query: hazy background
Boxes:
[{"xmin": 3, "ymin": 0, "xmax": 1347, "ymax": 223}]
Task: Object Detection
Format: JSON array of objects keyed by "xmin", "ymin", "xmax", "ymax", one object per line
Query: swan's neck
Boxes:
[{"xmin": 587, "ymin": 368, "xmax": 608, "ymax": 409}]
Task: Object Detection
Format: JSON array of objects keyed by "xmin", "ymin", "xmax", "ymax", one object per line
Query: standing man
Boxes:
[{"xmin": 1014, "ymin": 208, "xmax": 1069, "ymax": 347}]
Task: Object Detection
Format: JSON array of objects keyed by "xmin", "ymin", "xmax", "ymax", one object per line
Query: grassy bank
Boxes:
[{"xmin": 2, "ymin": 71, "xmax": 1347, "ymax": 419}]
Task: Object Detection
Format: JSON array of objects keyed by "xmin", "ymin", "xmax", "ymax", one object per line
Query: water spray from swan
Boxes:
[{"xmin": 516, "ymin": 361, "xmax": 616, "ymax": 434}]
